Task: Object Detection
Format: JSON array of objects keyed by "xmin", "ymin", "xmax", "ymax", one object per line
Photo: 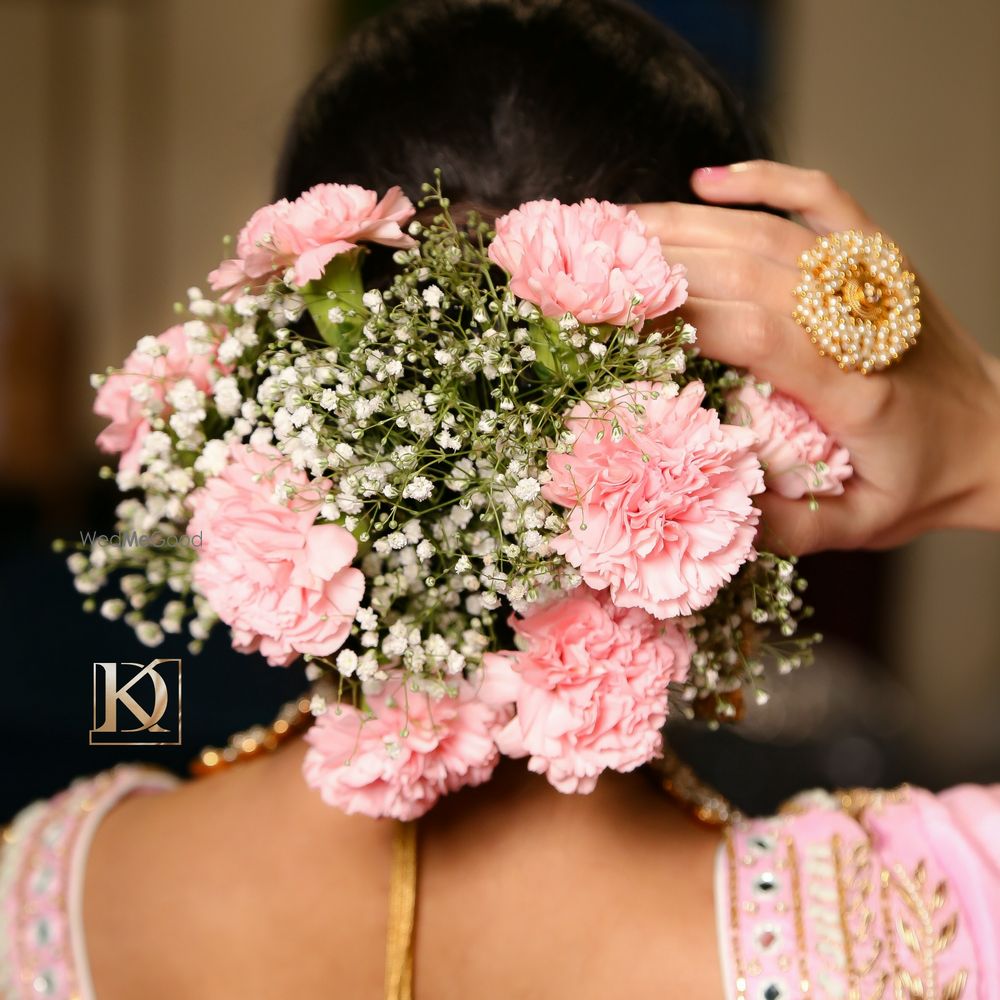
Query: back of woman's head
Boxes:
[{"xmin": 276, "ymin": 0, "xmax": 765, "ymax": 211}]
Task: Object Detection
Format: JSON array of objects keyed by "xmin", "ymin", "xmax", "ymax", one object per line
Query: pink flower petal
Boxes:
[{"xmin": 489, "ymin": 199, "xmax": 687, "ymax": 329}]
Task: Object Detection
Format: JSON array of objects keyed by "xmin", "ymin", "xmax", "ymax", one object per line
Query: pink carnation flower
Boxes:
[
  {"xmin": 543, "ymin": 381, "xmax": 764, "ymax": 619},
  {"xmin": 94, "ymin": 324, "xmax": 217, "ymax": 474},
  {"xmin": 728, "ymin": 383, "xmax": 853, "ymax": 499},
  {"xmin": 208, "ymin": 183, "xmax": 416, "ymax": 298},
  {"xmin": 480, "ymin": 588, "xmax": 693, "ymax": 793},
  {"xmin": 488, "ymin": 198, "xmax": 687, "ymax": 328},
  {"xmin": 302, "ymin": 673, "xmax": 505, "ymax": 820},
  {"xmin": 187, "ymin": 442, "xmax": 364, "ymax": 666}
]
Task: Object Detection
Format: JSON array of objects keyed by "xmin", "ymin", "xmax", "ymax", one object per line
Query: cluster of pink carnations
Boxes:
[{"xmin": 77, "ymin": 177, "xmax": 851, "ymax": 820}]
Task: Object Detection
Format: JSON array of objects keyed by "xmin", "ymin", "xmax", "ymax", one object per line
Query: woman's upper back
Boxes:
[{"xmin": 3, "ymin": 750, "xmax": 999, "ymax": 1000}]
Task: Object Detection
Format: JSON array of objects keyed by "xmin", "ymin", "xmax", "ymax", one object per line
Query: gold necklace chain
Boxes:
[
  {"xmin": 645, "ymin": 741, "xmax": 742, "ymax": 828},
  {"xmin": 190, "ymin": 695, "xmax": 313, "ymax": 776}
]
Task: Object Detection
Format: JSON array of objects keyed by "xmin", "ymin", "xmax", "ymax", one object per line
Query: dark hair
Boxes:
[{"xmin": 275, "ymin": 0, "xmax": 766, "ymax": 213}]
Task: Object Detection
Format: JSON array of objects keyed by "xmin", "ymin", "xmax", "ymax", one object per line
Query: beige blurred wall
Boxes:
[
  {"xmin": 0, "ymin": 0, "xmax": 335, "ymax": 449},
  {"xmin": 770, "ymin": 0, "xmax": 1000, "ymax": 769}
]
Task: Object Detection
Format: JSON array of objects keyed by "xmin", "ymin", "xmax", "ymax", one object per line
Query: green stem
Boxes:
[
  {"xmin": 529, "ymin": 317, "xmax": 582, "ymax": 379},
  {"xmin": 302, "ymin": 249, "xmax": 367, "ymax": 349}
]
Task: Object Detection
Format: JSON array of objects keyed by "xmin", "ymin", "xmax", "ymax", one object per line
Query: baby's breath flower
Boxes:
[
  {"xmin": 513, "ymin": 477, "xmax": 541, "ymax": 502},
  {"xmin": 75, "ymin": 183, "xmax": 818, "ymax": 747}
]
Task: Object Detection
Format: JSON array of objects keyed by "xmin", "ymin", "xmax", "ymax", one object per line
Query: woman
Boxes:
[{"xmin": 2, "ymin": 1, "xmax": 998, "ymax": 998}]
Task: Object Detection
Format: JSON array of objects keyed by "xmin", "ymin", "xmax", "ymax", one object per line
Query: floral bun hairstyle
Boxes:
[{"xmin": 73, "ymin": 0, "xmax": 845, "ymax": 819}]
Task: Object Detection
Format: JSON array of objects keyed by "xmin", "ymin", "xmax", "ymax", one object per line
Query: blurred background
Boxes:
[{"xmin": 2, "ymin": 0, "xmax": 998, "ymax": 819}]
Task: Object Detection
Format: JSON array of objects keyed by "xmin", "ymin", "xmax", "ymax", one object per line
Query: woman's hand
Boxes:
[{"xmin": 634, "ymin": 160, "xmax": 1000, "ymax": 554}]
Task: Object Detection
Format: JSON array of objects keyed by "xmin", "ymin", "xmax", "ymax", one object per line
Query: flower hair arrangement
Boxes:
[{"xmin": 68, "ymin": 174, "xmax": 850, "ymax": 820}]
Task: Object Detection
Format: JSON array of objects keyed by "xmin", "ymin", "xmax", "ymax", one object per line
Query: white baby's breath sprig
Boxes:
[{"xmin": 73, "ymin": 177, "xmax": 817, "ymax": 721}]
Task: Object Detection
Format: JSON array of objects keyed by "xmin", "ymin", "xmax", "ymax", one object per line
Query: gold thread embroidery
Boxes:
[
  {"xmin": 891, "ymin": 862, "xmax": 966, "ymax": 1000},
  {"xmin": 724, "ymin": 830, "xmax": 749, "ymax": 1000},
  {"xmin": 879, "ymin": 867, "xmax": 903, "ymax": 1000},
  {"xmin": 831, "ymin": 834, "xmax": 860, "ymax": 997},
  {"xmin": 830, "ymin": 835, "xmax": 887, "ymax": 1000},
  {"xmin": 837, "ymin": 786, "xmax": 911, "ymax": 820},
  {"xmin": 877, "ymin": 860, "xmax": 967, "ymax": 1000},
  {"xmin": 778, "ymin": 785, "xmax": 911, "ymax": 820},
  {"xmin": 784, "ymin": 837, "xmax": 812, "ymax": 995},
  {"xmin": 821, "ymin": 793, "xmax": 970, "ymax": 1000}
]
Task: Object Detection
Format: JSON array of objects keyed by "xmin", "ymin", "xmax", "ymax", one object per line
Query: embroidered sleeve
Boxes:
[
  {"xmin": 716, "ymin": 786, "xmax": 992, "ymax": 1000},
  {"xmin": 0, "ymin": 766, "xmax": 178, "ymax": 1000}
]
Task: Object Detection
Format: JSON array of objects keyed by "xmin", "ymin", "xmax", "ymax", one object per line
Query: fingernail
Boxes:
[{"xmin": 693, "ymin": 166, "xmax": 724, "ymax": 181}]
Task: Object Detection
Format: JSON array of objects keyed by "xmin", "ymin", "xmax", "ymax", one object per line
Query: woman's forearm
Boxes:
[{"xmin": 952, "ymin": 351, "xmax": 1000, "ymax": 533}]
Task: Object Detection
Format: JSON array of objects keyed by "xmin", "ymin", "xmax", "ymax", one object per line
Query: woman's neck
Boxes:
[{"xmin": 244, "ymin": 733, "xmax": 712, "ymax": 844}]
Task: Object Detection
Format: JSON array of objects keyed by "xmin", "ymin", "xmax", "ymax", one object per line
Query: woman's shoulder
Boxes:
[
  {"xmin": 717, "ymin": 784, "xmax": 1000, "ymax": 1000},
  {"xmin": 0, "ymin": 764, "xmax": 179, "ymax": 1000},
  {"xmin": 78, "ymin": 743, "xmax": 394, "ymax": 1000}
]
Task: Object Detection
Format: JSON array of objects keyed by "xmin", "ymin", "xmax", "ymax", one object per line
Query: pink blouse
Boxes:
[
  {"xmin": 1, "ymin": 767, "xmax": 998, "ymax": 999},
  {"xmin": 0, "ymin": 766, "xmax": 178, "ymax": 999},
  {"xmin": 718, "ymin": 784, "xmax": 1000, "ymax": 1000}
]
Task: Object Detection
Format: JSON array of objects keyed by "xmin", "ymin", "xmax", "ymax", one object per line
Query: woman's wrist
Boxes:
[{"xmin": 953, "ymin": 352, "xmax": 1000, "ymax": 532}]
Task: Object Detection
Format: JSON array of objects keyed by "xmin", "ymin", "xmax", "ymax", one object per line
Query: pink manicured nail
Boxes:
[{"xmin": 693, "ymin": 166, "xmax": 724, "ymax": 181}]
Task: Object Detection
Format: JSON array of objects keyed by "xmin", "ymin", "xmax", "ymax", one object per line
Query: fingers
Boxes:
[
  {"xmin": 633, "ymin": 160, "xmax": 885, "ymax": 556},
  {"xmin": 658, "ymin": 244, "xmax": 797, "ymax": 305},
  {"xmin": 680, "ymin": 297, "xmax": 831, "ymax": 404},
  {"xmin": 756, "ymin": 493, "xmax": 864, "ymax": 556},
  {"xmin": 690, "ymin": 160, "xmax": 873, "ymax": 235},
  {"xmin": 634, "ymin": 202, "xmax": 814, "ymax": 267}
]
